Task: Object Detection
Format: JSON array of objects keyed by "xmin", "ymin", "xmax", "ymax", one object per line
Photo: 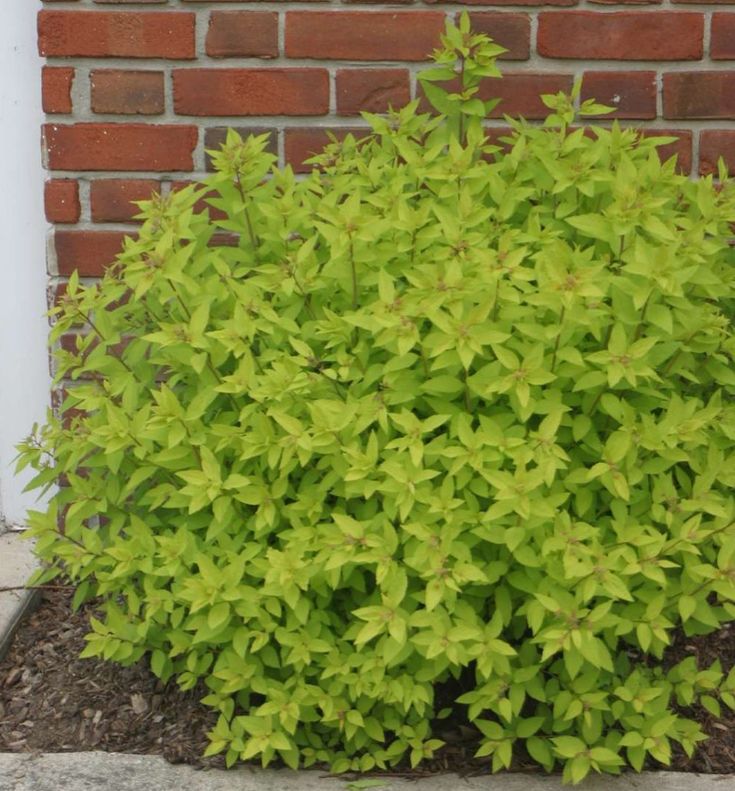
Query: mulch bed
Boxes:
[
  {"xmin": 0, "ymin": 589, "xmax": 221, "ymax": 767},
  {"xmin": 1, "ymin": 588, "xmax": 735, "ymax": 775}
]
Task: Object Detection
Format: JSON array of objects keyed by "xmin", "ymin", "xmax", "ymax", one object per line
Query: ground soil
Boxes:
[
  {"xmin": 0, "ymin": 589, "xmax": 221, "ymax": 768},
  {"xmin": 1, "ymin": 588, "xmax": 735, "ymax": 775}
]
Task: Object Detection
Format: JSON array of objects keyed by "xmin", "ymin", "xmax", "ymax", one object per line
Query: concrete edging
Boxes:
[
  {"xmin": 0, "ymin": 532, "xmax": 39, "ymax": 663},
  {"xmin": 1, "ymin": 754, "xmax": 734, "ymax": 791}
]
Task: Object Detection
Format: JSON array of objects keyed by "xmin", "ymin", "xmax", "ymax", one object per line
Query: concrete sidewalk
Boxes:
[{"xmin": 1, "ymin": 753, "xmax": 734, "ymax": 791}]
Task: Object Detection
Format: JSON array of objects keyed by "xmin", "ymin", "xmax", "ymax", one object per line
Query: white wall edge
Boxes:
[{"xmin": 0, "ymin": 0, "xmax": 52, "ymax": 527}]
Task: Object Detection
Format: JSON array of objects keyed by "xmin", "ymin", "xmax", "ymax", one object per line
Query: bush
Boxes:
[{"xmin": 18, "ymin": 15, "xmax": 735, "ymax": 783}]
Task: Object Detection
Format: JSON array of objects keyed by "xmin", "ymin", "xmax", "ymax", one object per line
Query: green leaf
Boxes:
[
  {"xmin": 701, "ymin": 695, "xmax": 721, "ymax": 717},
  {"xmin": 476, "ymin": 720, "xmax": 504, "ymax": 740},
  {"xmin": 526, "ymin": 735, "xmax": 553, "ymax": 768},
  {"xmin": 566, "ymin": 214, "xmax": 613, "ymax": 243},
  {"xmin": 678, "ymin": 595, "xmax": 697, "ymax": 622},
  {"xmin": 573, "ymin": 371, "xmax": 607, "ymax": 391},
  {"xmin": 589, "ymin": 747, "xmax": 622, "ymax": 765},
  {"xmin": 553, "ymin": 736, "xmax": 586, "ymax": 758},
  {"xmin": 516, "ymin": 717, "xmax": 545, "ymax": 738},
  {"xmin": 567, "ymin": 754, "xmax": 592, "ymax": 784},
  {"xmin": 208, "ymin": 602, "xmax": 231, "ymax": 631}
]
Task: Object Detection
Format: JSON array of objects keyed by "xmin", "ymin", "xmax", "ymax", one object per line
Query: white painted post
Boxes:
[{"xmin": 0, "ymin": 0, "xmax": 52, "ymax": 527}]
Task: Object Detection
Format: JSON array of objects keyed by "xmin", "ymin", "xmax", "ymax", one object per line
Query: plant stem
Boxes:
[
  {"xmin": 617, "ymin": 234, "xmax": 626, "ymax": 268},
  {"xmin": 234, "ymin": 173, "xmax": 259, "ymax": 253},
  {"xmin": 409, "ymin": 228, "xmax": 418, "ymax": 265},
  {"xmin": 290, "ymin": 268, "xmax": 317, "ymax": 321},
  {"xmin": 165, "ymin": 278, "xmax": 192, "ymax": 320},
  {"xmin": 75, "ymin": 310, "xmax": 137, "ymax": 378},
  {"xmin": 588, "ymin": 388, "xmax": 605, "ymax": 416},
  {"xmin": 458, "ymin": 55, "xmax": 466, "ymax": 146},
  {"xmin": 348, "ymin": 235, "xmax": 360, "ymax": 353},
  {"xmin": 632, "ymin": 293, "xmax": 652, "ymax": 342},
  {"xmin": 419, "ymin": 344, "xmax": 430, "ymax": 378},
  {"xmin": 661, "ymin": 348, "xmax": 684, "ymax": 378},
  {"xmin": 349, "ymin": 237, "xmax": 358, "ymax": 310},
  {"xmin": 165, "ymin": 277, "xmax": 241, "ymax": 414},
  {"xmin": 550, "ymin": 306, "xmax": 566, "ymax": 374}
]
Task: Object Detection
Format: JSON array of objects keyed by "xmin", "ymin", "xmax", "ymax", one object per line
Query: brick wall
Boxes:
[{"xmin": 39, "ymin": 2, "xmax": 735, "ymax": 281}]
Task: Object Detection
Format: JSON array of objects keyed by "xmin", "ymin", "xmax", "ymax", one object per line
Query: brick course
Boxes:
[
  {"xmin": 42, "ymin": 67, "xmax": 74, "ymax": 114},
  {"xmin": 336, "ymin": 69, "xmax": 411, "ymax": 116},
  {"xmin": 537, "ymin": 12, "xmax": 704, "ymax": 60},
  {"xmin": 38, "ymin": 11, "xmax": 196, "ymax": 59},
  {"xmin": 580, "ymin": 72, "xmax": 658, "ymax": 120},
  {"xmin": 663, "ymin": 72, "xmax": 735, "ymax": 119},
  {"xmin": 205, "ymin": 12, "xmax": 278, "ymax": 59},
  {"xmin": 285, "ymin": 12, "xmax": 447, "ymax": 61},
  {"xmin": 173, "ymin": 69, "xmax": 330, "ymax": 116},
  {"xmin": 90, "ymin": 70, "xmax": 165, "ymax": 115},
  {"xmin": 44, "ymin": 180, "xmax": 80, "ymax": 224},
  {"xmin": 44, "ymin": 123, "xmax": 197, "ymax": 171},
  {"xmin": 90, "ymin": 179, "xmax": 162, "ymax": 222},
  {"xmin": 38, "ymin": 1, "xmax": 734, "ymax": 282}
]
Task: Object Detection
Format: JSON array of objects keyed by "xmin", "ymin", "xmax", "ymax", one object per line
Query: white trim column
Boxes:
[{"xmin": 0, "ymin": 0, "xmax": 52, "ymax": 526}]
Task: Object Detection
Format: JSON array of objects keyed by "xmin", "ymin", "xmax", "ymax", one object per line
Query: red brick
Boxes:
[
  {"xmin": 284, "ymin": 127, "xmax": 371, "ymax": 173},
  {"xmin": 336, "ymin": 69, "xmax": 410, "ymax": 116},
  {"xmin": 206, "ymin": 12, "xmax": 278, "ymax": 58},
  {"xmin": 537, "ymin": 12, "xmax": 704, "ymax": 60},
  {"xmin": 91, "ymin": 179, "xmax": 161, "ymax": 222},
  {"xmin": 55, "ymin": 231, "xmax": 131, "ymax": 277},
  {"xmin": 42, "ymin": 67, "xmax": 74, "ymax": 114},
  {"xmin": 467, "ymin": 13, "xmax": 530, "ymax": 60},
  {"xmin": 94, "ymin": 0, "xmax": 166, "ymax": 4},
  {"xmin": 580, "ymin": 71, "xmax": 657, "ymax": 120},
  {"xmin": 589, "ymin": 0, "xmax": 661, "ymax": 3},
  {"xmin": 58, "ymin": 334, "xmax": 83, "ymax": 357},
  {"xmin": 44, "ymin": 124, "xmax": 197, "ymax": 172},
  {"xmin": 663, "ymin": 72, "xmax": 735, "ymax": 119},
  {"xmin": 38, "ymin": 11, "xmax": 195, "ymax": 59},
  {"xmin": 45, "ymin": 180, "xmax": 80, "ymax": 224},
  {"xmin": 640, "ymin": 128, "xmax": 693, "ymax": 174},
  {"xmin": 486, "ymin": 74, "xmax": 573, "ymax": 118},
  {"xmin": 204, "ymin": 126, "xmax": 278, "ymax": 170},
  {"xmin": 343, "ymin": 0, "xmax": 414, "ymax": 4},
  {"xmin": 173, "ymin": 69, "xmax": 329, "ymax": 116},
  {"xmin": 426, "ymin": 0, "xmax": 576, "ymax": 6},
  {"xmin": 285, "ymin": 12, "xmax": 446, "ymax": 61},
  {"xmin": 209, "ymin": 233, "xmax": 240, "ymax": 248},
  {"xmin": 673, "ymin": 0, "xmax": 735, "ymax": 4},
  {"xmin": 711, "ymin": 14, "xmax": 735, "ymax": 58},
  {"xmin": 699, "ymin": 130, "xmax": 735, "ymax": 176},
  {"xmin": 91, "ymin": 70, "xmax": 164, "ymax": 115}
]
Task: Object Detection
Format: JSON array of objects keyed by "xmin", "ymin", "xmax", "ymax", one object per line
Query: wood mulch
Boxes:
[
  {"xmin": 0, "ymin": 589, "xmax": 221, "ymax": 767},
  {"xmin": 1, "ymin": 588, "xmax": 735, "ymax": 775}
]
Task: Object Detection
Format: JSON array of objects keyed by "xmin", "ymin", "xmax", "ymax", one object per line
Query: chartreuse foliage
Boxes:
[{"xmin": 17, "ymin": 13, "xmax": 735, "ymax": 784}]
